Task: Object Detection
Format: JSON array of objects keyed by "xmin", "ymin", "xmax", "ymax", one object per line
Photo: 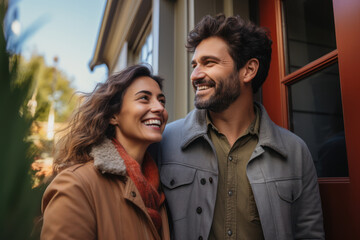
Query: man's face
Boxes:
[{"xmin": 190, "ymin": 37, "xmax": 241, "ymax": 112}]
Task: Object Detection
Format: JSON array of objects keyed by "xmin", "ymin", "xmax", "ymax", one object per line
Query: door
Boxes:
[{"xmin": 258, "ymin": 0, "xmax": 360, "ymax": 239}]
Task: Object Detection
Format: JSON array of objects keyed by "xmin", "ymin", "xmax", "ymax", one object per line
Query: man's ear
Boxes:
[{"xmin": 242, "ymin": 58, "xmax": 259, "ymax": 83}]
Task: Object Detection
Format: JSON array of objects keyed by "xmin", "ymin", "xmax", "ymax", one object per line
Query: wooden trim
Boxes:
[
  {"xmin": 132, "ymin": 12, "xmax": 152, "ymax": 55},
  {"xmin": 274, "ymin": 0, "xmax": 289, "ymax": 129},
  {"xmin": 259, "ymin": 0, "xmax": 283, "ymax": 127},
  {"xmin": 318, "ymin": 177, "xmax": 350, "ymax": 184},
  {"xmin": 282, "ymin": 50, "xmax": 338, "ymax": 85}
]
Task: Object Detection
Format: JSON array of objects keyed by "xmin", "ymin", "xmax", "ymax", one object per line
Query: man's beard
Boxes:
[{"xmin": 194, "ymin": 72, "xmax": 241, "ymax": 112}]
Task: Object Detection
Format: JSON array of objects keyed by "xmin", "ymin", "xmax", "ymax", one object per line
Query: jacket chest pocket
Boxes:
[
  {"xmin": 275, "ymin": 179, "xmax": 302, "ymax": 203},
  {"xmin": 160, "ymin": 164, "xmax": 196, "ymax": 221}
]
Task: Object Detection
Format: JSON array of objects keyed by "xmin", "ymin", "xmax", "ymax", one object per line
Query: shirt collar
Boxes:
[{"xmin": 206, "ymin": 105, "xmax": 260, "ymax": 137}]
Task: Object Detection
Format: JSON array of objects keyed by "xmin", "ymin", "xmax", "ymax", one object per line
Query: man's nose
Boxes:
[{"xmin": 191, "ymin": 66, "xmax": 206, "ymax": 81}]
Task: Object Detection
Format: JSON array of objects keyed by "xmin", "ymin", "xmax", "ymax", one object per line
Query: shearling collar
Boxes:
[{"xmin": 90, "ymin": 138, "xmax": 127, "ymax": 176}]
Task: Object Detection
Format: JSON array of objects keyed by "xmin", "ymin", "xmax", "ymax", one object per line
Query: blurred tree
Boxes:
[
  {"xmin": 0, "ymin": 0, "xmax": 43, "ymax": 239},
  {"xmin": 21, "ymin": 54, "xmax": 79, "ymax": 123}
]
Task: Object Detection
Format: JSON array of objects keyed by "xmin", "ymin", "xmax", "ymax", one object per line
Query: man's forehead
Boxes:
[{"xmin": 192, "ymin": 38, "xmax": 230, "ymax": 61}]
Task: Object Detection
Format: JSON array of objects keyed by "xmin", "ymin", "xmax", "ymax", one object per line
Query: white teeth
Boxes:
[
  {"xmin": 144, "ymin": 119, "xmax": 161, "ymax": 126},
  {"xmin": 197, "ymin": 85, "xmax": 210, "ymax": 91}
]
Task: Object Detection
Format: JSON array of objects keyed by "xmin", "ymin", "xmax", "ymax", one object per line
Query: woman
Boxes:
[{"xmin": 41, "ymin": 65, "xmax": 170, "ymax": 240}]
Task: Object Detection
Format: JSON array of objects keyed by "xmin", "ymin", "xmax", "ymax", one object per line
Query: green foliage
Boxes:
[
  {"xmin": 20, "ymin": 55, "xmax": 79, "ymax": 122},
  {"xmin": 0, "ymin": 1, "xmax": 43, "ymax": 239}
]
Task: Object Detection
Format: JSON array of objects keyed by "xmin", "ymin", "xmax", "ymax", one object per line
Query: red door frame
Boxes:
[{"xmin": 258, "ymin": 0, "xmax": 360, "ymax": 238}]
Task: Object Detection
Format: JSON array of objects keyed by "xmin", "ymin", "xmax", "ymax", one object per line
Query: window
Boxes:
[
  {"xmin": 282, "ymin": 0, "xmax": 348, "ymax": 177},
  {"xmin": 282, "ymin": 0, "xmax": 337, "ymax": 74},
  {"xmin": 139, "ymin": 32, "xmax": 153, "ymax": 66}
]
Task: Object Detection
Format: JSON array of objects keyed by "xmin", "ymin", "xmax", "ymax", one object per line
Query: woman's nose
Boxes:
[{"xmin": 151, "ymin": 100, "xmax": 165, "ymax": 113}]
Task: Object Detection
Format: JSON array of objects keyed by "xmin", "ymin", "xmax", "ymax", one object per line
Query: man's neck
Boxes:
[{"xmin": 209, "ymin": 95, "xmax": 255, "ymax": 147}]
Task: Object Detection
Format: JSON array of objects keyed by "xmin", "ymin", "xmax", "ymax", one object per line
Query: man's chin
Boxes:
[
  {"xmin": 194, "ymin": 100, "xmax": 210, "ymax": 110},
  {"xmin": 195, "ymin": 99, "xmax": 232, "ymax": 113}
]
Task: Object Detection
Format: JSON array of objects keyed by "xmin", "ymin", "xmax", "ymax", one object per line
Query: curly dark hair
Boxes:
[
  {"xmin": 53, "ymin": 64, "xmax": 163, "ymax": 174},
  {"xmin": 186, "ymin": 14, "xmax": 272, "ymax": 93}
]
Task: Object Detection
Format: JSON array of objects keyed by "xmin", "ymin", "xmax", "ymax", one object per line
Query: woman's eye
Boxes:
[
  {"xmin": 139, "ymin": 95, "xmax": 149, "ymax": 101},
  {"xmin": 159, "ymin": 98, "xmax": 166, "ymax": 105}
]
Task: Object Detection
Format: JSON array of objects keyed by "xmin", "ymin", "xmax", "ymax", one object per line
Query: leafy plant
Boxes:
[{"xmin": 0, "ymin": 1, "xmax": 43, "ymax": 239}]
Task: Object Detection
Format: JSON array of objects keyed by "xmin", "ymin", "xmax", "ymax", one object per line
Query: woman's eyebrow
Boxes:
[{"xmin": 135, "ymin": 90, "xmax": 152, "ymax": 95}]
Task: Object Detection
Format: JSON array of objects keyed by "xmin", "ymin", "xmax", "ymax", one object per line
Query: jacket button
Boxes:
[
  {"xmin": 209, "ymin": 177, "xmax": 213, "ymax": 183},
  {"xmin": 228, "ymin": 190, "xmax": 233, "ymax": 196},
  {"xmin": 198, "ymin": 236, "xmax": 203, "ymax": 240},
  {"xmin": 170, "ymin": 179, "xmax": 175, "ymax": 186},
  {"xmin": 227, "ymin": 229, "xmax": 232, "ymax": 236},
  {"xmin": 196, "ymin": 207, "xmax": 202, "ymax": 214},
  {"xmin": 200, "ymin": 178, "xmax": 206, "ymax": 185},
  {"xmin": 228, "ymin": 156, "xmax": 233, "ymax": 161},
  {"xmin": 131, "ymin": 191, "xmax": 136, "ymax": 197}
]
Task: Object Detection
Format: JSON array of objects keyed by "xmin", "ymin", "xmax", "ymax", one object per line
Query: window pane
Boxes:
[
  {"xmin": 139, "ymin": 32, "xmax": 153, "ymax": 66},
  {"xmin": 282, "ymin": 0, "xmax": 337, "ymax": 74},
  {"xmin": 288, "ymin": 63, "xmax": 348, "ymax": 177}
]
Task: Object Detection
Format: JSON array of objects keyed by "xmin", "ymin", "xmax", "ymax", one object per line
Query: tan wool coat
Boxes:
[{"xmin": 41, "ymin": 138, "xmax": 170, "ymax": 240}]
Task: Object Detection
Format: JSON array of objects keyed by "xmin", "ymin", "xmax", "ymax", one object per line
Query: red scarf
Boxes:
[{"xmin": 112, "ymin": 139, "xmax": 165, "ymax": 233}]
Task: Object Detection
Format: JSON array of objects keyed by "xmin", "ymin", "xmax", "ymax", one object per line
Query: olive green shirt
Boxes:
[{"xmin": 208, "ymin": 106, "xmax": 264, "ymax": 240}]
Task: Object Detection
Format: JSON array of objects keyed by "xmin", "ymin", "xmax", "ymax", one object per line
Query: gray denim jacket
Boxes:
[{"xmin": 159, "ymin": 103, "xmax": 324, "ymax": 240}]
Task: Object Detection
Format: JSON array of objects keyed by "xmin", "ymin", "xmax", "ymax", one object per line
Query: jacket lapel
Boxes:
[{"xmin": 181, "ymin": 109, "xmax": 209, "ymax": 149}]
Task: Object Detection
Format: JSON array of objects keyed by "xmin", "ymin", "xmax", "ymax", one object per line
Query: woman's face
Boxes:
[{"xmin": 111, "ymin": 76, "xmax": 168, "ymax": 148}]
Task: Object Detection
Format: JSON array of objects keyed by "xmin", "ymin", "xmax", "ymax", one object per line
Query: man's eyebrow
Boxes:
[
  {"xmin": 191, "ymin": 55, "xmax": 221, "ymax": 65},
  {"xmin": 200, "ymin": 55, "xmax": 221, "ymax": 61}
]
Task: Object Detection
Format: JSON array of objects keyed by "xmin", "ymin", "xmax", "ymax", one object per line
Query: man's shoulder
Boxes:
[
  {"xmin": 257, "ymin": 103, "xmax": 309, "ymax": 156},
  {"xmin": 164, "ymin": 109, "xmax": 204, "ymax": 134},
  {"xmin": 275, "ymin": 124, "xmax": 306, "ymax": 145}
]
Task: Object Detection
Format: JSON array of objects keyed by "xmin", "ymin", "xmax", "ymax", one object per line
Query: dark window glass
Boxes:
[
  {"xmin": 282, "ymin": 0, "xmax": 337, "ymax": 74},
  {"xmin": 288, "ymin": 63, "xmax": 348, "ymax": 177}
]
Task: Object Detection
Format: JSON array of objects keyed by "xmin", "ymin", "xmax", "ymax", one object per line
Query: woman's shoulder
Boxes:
[
  {"xmin": 58, "ymin": 161, "xmax": 98, "ymax": 179},
  {"xmin": 44, "ymin": 162, "xmax": 100, "ymax": 195}
]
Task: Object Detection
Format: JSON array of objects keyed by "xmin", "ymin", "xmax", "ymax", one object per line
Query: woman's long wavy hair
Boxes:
[{"xmin": 53, "ymin": 64, "xmax": 163, "ymax": 174}]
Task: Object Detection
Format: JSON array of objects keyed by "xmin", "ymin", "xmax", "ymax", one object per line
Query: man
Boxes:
[{"xmin": 159, "ymin": 14, "xmax": 324, "ymax": 240}]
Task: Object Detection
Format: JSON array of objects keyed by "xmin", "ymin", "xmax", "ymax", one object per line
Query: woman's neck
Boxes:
[{"xmin": 115, "ymin": 138, "xmax": 148, "ymax": 165}]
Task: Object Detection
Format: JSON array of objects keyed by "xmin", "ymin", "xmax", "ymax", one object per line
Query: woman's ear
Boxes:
[
  {"xmin": 109, "ymin": 114, "xmax": 119, "ymax": 126},
  {"xmin": 243, "ymin": 58, "xmax": 259, "ymax": 83}
]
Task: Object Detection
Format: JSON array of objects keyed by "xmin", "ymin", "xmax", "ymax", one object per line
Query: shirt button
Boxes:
[
  {"xmin": 228, "ymin": 156, "xmax": 233, "ymax": 161},
  {"xmin": 170, "ymin": 179, "xmax": 175, "ymax": 186},
  {"xmin": 228, "ymin": 190, "xmax": 233, "ymax": 196},
  {"xmin": 209, "ymin": 177, "xmax": 213, "ymax": 183},
  {"xmin": 131, "ymin": 191, "xmax": 136, "ymax": 197},
  {"xmin": 200, "ymin": 178, "xmax": 206, "ymax": 185},
  {"xmin": 227, "ymin": 229, "xmax": 233, "ymax": 236},
  {"xmin": 196, "ymin": 207, "xmax": 202, "ymax": 214}
]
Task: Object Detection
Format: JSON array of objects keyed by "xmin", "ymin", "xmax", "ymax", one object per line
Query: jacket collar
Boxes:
[
  {"xmin": 181, "ymin": 102, "xmax": 288, "ymax": 158},
  {"xmin": 90, "ymin": 138, "xmax": 127, "ymax": 176},
  {"xmin": 180, "ymin": 108, "xmax": 209, "ymax": 149}
]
